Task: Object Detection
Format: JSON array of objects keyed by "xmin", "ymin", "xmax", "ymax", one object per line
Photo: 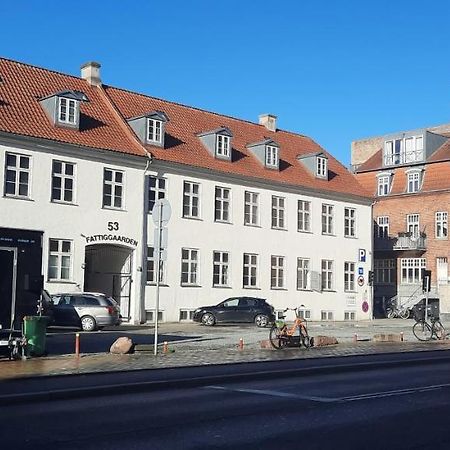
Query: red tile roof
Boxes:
[{"xmin": 0, "ymin": 57, "xmax": 370, "ymax": 200}]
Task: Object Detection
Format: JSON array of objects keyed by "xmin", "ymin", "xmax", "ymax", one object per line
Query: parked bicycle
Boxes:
[
  {"xmin": 269, "ymin": 307, "xmax": 312, "ymax": 350},
  {"xmin": 412, "ymin": 315, "xmax": 446, "ymax": 341}
]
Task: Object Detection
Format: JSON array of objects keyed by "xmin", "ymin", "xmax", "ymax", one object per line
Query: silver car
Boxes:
[{"xmin": 48, "ymin": 292, "xmax": 121, "ymax": 332}]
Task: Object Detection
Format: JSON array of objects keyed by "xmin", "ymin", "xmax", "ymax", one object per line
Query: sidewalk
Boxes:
[{"xmin": 1, "ymin": 319, "xmax": 450, "ymax": 380}]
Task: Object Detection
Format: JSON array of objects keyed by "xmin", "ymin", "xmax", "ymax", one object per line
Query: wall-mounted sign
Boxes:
[
  {"xmin": 85, "ymin": 234, "xmax": 138, "ymax": 247},
  {"xmin": 358, "ymin": 267, "xmax": 364, "ymax": 275},
  {"xmin": 362, "ymin": 301, "xmax": 369, "ymax": 313},
  {"xmin": 359, "ymin": 249, "xmax": 366, "ymax": 262},
  {"xmin": 357, "ymin": 275, "xmax": 364, "ymax": 286}
]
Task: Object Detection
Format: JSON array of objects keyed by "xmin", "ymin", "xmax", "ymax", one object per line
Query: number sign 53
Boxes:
[{"xmin": 107, "ymin": 221, "xmax": 119, "ymax": 231}]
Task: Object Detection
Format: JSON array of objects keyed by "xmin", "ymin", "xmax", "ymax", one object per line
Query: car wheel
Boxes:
[
  {"xmin": 201, "ymin": 313, "xmax": 215, "ymax": 326},
  {"xmin": 80, "ymin": 315, "xmax": 97, "ymax": 332},
  {"xmin": 255, "ymin": 314, "xmax": 269, "ymax": 328}
]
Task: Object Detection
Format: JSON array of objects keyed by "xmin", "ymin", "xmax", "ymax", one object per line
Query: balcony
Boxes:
[{"xmin": 393, "ymin": 232, "xmax": 426, "ymax": 251}]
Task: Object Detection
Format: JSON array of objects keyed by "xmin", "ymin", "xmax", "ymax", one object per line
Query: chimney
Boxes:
[
  {"xmin": 81, "ymin": 61, "xmax": 101, "ymax": 87},
  {"xmin": 259, "ymin": 113, "xmax": 277, "ymax": 132}
]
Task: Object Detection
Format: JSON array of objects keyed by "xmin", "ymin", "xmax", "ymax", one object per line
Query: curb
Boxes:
[{"xmin": 2, "ymin": 350, "xmax": 450, "ymax": 406}]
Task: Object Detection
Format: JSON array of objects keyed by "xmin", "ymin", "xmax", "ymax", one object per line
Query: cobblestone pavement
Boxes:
[{"xmin": 1, "ymin": 319, "xmax": 450, "ymax": 380}]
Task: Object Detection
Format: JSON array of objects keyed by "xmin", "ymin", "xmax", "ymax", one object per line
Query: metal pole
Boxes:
[
  {"xmin": 154, "ymin": 202, "xmax": 163, "ymax": 356},
  {"xmin": 425, "ymin": 275, "xmax": 429, "ymax": 324}
]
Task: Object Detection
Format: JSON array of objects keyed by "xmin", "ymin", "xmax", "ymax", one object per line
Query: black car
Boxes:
[{"xmin": 193, "ymin": 297, "xmax": 275, "ymax": 327}]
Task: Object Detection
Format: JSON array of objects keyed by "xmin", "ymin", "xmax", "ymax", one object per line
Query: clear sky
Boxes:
[{"xmin": 1, "ymin": 0, "xmax": 449, "ymax": 165}]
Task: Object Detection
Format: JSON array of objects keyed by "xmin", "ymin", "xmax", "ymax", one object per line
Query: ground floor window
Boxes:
[
  {"xmin": 298, "ymin": 309, "xmax": 311, "ymax": 320},
  {"xmin": 48, "ymin": 238, "xmax": 72, "ymax": 280},
  {"xmin": 147, "ymin": 247, "xmax": 166, "ymax": 284},
  {"xmin": 344, "ymin": 311, "xmax": 356, "ymax": 321},
  {"xmin": 400, "ymin": 258, "xmax": 426, "ymax": 284},
  {"xmin": 374, "ymin": 259, "xmax": 396, "ymax": 284},
  {"xmin": 321, "ymin": 310, "xmax": 334, "ymax": 321},
  {"xmin": 145, "ymin": 310, "xmax": 164, "ymax": 322},
  {"xmin": 179, "ymin": 309, "xmax": 195, "ymax": 321}
]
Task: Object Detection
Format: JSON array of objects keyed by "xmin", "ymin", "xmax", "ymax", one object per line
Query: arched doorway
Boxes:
[{"xmin": 84, "ymin": 244, "xmax": 133, "ymax": 321}]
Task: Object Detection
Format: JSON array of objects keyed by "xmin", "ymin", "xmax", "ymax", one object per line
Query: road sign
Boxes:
[
  {"xmin": 152, "ymin": 199, "xmax": 171, "ymax": 226},
  {"xmin": 357, "ymin": 275, "xmax": 364, "ymax": 286},
  {"xmin": 358, "ymin": 249, "xmax": 366, "ymax": 262},
  {"xmin": 358, "ymin": 267, "xmax": 364, "ymax": 275},
  {"xmin": 362, "ymin": 301, "xmax": 369, "ymax": 313}
]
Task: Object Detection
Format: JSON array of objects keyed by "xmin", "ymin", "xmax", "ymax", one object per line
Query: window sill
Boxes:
[
  {"xmin": 435, "ymin": 237, "xmax": 448, "ymax": 240},
  {"xmin": 322, "ymin": 233, "xmax": 336, "ymax": 237},
  {"xmin": 270, "ymin": 287, "xmax": 287, "ymax": 290},
  {"xmin": 102, "ymin": 206, "xmax": 127, "ymax": 212},
  {"xmin": 243, "ymin": 286, "xmax": 260, "ymax": 290},
  {"xmin": 180, "ymin": 284, "xmax": 202, "ymax": 288},
  {"xmin": 297, "ymin": 289, "xmax": 312, "ymax": 292},
  {"xmin": 322, "ymin": 290, "xmax": 337, "ymax": 293},
  {"xmin": 146, "ymin": 283, "xmax": 169, "ymax": 287},
  {"xmin": 212, "ymin": 285, "xmax": 232, "ymax": 289},
  {"xmin": 344, "ymin": 235, "xmax": 358, "ymax": 239},
  {"xmin": 298, "ymin": 230, "xmax": 313, "ymax": 234},
  {"xmin": 182, "ymin": 216, "xmax": 203, "ymax": 221},
  {"xmin": 244, "ymin": 223, "xmax": 261, "ymax": 228},
  {"xmin": 51, "ymin": 201, "xmax": 78, "ymax": 207},
  {"xmin": 3, "ymin": 195, "xmax": 33, "ymax": 202},
  {"xmin": 271, "ymin": 227, "xmax": 287, "ymax": 231},
  {"xmin": 214, "ymin": 220, "xmax": 232, "ymax": 225},
  {"xmin": 47, "ymin": 280, "xmax": 77, "ymax": 284},
  {"xmin": 344, "ymin": 290, "xmax": 358, "ymax": 294}
]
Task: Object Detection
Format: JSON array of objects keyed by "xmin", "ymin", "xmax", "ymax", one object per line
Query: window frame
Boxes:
[
  {"xmin": 214, "ymin": 186, "xmax": 231, "ymax": 223},
  {"xmin": 407, "ymin": 171, "xmax": 421, "ymax": 193},
  {"xmin": 147, "ymin": 118, "xmax": 163, "ymax": 144},
  {"xmin": 316, "ymin": 156, "xmax": 327, "ymax": 177},
  {"xmin": 377, "ymin": 175, "xmax": 391, "ymax": 196},
  {"xmin": 182, "ymin": 181, "xmax": 201, "ymax": 219},
  {"xmin": 243, "ymin": 253, "xmax": 258, "ymax": 288},
  {"xmin": 407, "ymin": 213, "xmax": 420, "ymax": 238},
  {"xmin": 265, "ymin": 145, "xmax": 279, "ymax": 167},
  {"xmin": 244, "ymin": 191, "xmax": 259, "ymax": 226},
  {"xmin": 4, "ymin": 152, "xmax": 31, "ymax": 199},
  {"xmin": 400, "ymin": 258, "xmax": 426, "ymax": 284},
  {"xmin": 271, "ymin": 195, "xmax": 286, "ymax": 230},
  {"xmin": 51, "ymin": 160, "xmax": 76, "ymax": 204},
  {"xmin": 146, "ymin": 246, "xmax": 166, "ymax": 285},
  {"xmin": 344, "ymin": 207, "xmax": 356, "ymax": 238},
  {"xmin": 297, "ymin": 200, "xmax": 311, "ymax": 232},
  {"xmin": 58, "ymin": 97, "xmax": 78, "ymax": 125},
  {"xmin": 213, "ymin": 251, "xmax": 230, "ymax": 287},
  {"xmin": 148, "ymin": 175, "xmax": 167, "ymax": 213},
  {"xmin": 103, "ymin": 168, "xmax": 125, "ymax": 210},
  {"xmin": 321, "ymin": 259, "xmax": 334, "ymax": 291},
  {"xmin": 344, "ymin": 261, "xmax": 356, "ymax": 292},
  {"xmin": 376, "ymin": 216, "xmax": 389, "ymax": 239},
  {"xmin": 48, "ymin": 238, "xmax": 73, "ymax": 281},
  {"xmin": 181, "ymin": 248, "xmax": 200, "ymax": 286},
  {"xmin": 321, "ymin": 204, "xmax": 334, "ymax": 235},
  {"xmin": 216, "ymin": 134, "xmax": 231, "ymax": 158},
  {"xmin": 436, "ymin": 211, "xmax": 448, "ymax": 239},
  {"xmin": 374, "ymin": 259, "xmax": 396, "ymax": 285},
  {"xmin": 297, "ymin": 257, "xmax": 310, "ymax": 290},
  {"xmin": 271, "ymin": 255, "xmax": 286, "ymax": 289}
]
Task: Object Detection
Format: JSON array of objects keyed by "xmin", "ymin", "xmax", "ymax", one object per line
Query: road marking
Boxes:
[{"xmin": 204, "ymin": 382, "xmax": 450, "ymax": 403}]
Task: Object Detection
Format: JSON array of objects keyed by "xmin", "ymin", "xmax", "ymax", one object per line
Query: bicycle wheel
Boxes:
[
  {"xmin": 269, "ymin": 325, "xmax": 288, "ymax": 350},
  {"xmin": 300, "ymin": 327, "xmax": 311, "ymax": 349},
  {"xmin": 432, "ymin": 320, "xmax": 446, "ymax": 340},
  {"xmin": 413, "ymin": 321, "xmax": 433, "ymax": 341},
  {"xmin": 386, "ymin": 308, "xmax": 396, "ymax": 319},
  {"xmin": 399, "ymin": 308, "xmax": 410, "ymax": 320}
]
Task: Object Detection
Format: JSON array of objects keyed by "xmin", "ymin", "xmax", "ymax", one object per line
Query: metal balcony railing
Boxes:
[{"xmin": 393, "ymin": 232, "xmax": 426, "ymax": 251}]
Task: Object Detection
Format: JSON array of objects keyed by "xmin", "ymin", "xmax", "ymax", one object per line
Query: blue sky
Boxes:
[{"xmin": 1, "ymin": 1, "xmax": 449, "ymax": 164}]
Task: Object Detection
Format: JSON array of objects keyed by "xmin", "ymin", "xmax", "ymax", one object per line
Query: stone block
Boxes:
[
  {"xmin": 373, "ymin": 333, "xmax": 403, "ymax": 342},
  {"xmin": 260, "ymin": 339, "xmax": 275, "ymax": 349},
  {"xmin": 314, "ymin": 335, "xmax": 338, "ymax": 347},
  {"xmin": 110, "ymin": 336, "xmax": 134, "ymax": 354}
]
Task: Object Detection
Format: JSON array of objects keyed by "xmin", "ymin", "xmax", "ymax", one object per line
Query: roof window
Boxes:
[
  {"xmin": 384, "ymin": 135, "xmax": 424, "ymax": 166},
  {"xmin": 297, "ymin": 152, "xmax": 328, "ymax": 179},
  {"xmin": 197, "ymin": 127, "xmax": 233, "ymax": 161},
  {"xmin": 246, "ymin": 139, "xmax": 280, "ymax": 170},
  {"xmin": 128, "ymin": 111, "xmax": 169, "ymax": 148}
]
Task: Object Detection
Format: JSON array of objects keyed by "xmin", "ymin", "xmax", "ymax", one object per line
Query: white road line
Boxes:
[{"xmin": 204, "ymin": 382, "xmax": 450, "ymax": 404}]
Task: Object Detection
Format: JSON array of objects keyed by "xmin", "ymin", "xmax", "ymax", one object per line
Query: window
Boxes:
[
  {"xmin": 401, "ymin": 258, "xmax": 426, "ymax": 284},
  {"xmin": 266, "ymin": 145, "xmax": 278, "ymax": 167},
  {"xmin": 183, "ymin": 181, "xmax": 200, "ymax": 218},
  {"xmin": 271, "ymin": 196, "xmax": 286, "ymax": 229},
  {"xmin": 321, "ymin": 260, "xmax": 333, "ymax": 291},
  {"xmin": 179, "ymin": 310, "xmax": 195, "ymax": 321},
  {"xmin": 148, "ymin": 176, "xmax": 166, "ymax": 212},
  {"xmin": 271, "ymin": 255, "xmax": 285, "ymax": 289},
  {"xmin": 374, "ymin": 259, "xmax": 396, "ymax": 284},
  {"xmin": 145, "ymin": 310, "xmax": 164, "ymax": 323},
  {"xmin": 321, "ymin": 204, "xmax": 334, "ymax": 235},
  {"xmin": 103, "ymin": 168, "xmax": 124, "ymax": 209},
  {"xmin": 4, "ymin": 153, "xmax": 31, "ymax": 198},
  {"xmin": 48, "ymin": 239, "xmax": 72, "ymax": 281},
  {"xmin": 384, "ymin": 135, "xmax": 424, "ymax": 166},
  {"xmin": 244, "ymin": 191, "xmax": 259, "ymax": 226},
  {"xmin": 407, "ymin": 172, "xmax": 421, "ymax": 193},
  {"xmin": 216, "ymin": 135, "xmax": 230, "ymax": 158},
  {"xmin": 297, "ymin": 200, "xmax": 311, "ymax": 232},
  {"xmin": 213, "ymin": 251, "xmax": 229, "ymax": 287},
  {"xmin": 181, "ymin": 248, "xmax": 199, "ymax": 286},
  {"xmin": 243, "ymin": 253, "xmax": 258, "ymax": 288},
  {"xmin": 147, "ymin": 247, "xmax": 166, "ymax": 284},
  {"xmin": 436, "ymin": 212, "xmax": 448, "ymax": 239},
  {"xmin": 344, "ymin": 208, "xmax": 356, "ymax": 237},
  {"xmin": 377, "ymin": 216, "xmax": 389, "ymax": 239},
  {"xmin": 215, "ymin": 187, "xmax": 231, "ymax": 222},
  {"xmin": 298, "ymin": 309, "xmax": 311, "ymax": 320},
  {"xmin": 344, "ymin": 311, "xmax": 356, "ymax": 321},
  {"xmin": 316, "ymin": 156, "xmax": 327, "ymax": 177},
  {"xmin": 321, "ymin": 311, "xmax": 334, "ymax": 321},
  {"xmin": 297, "ymin": 258, "xmax": 310, "ymax": 290},
  {"xmin": 51, "ymin": 160, "xmax": 75, "ymax": 203},
  {"xmin": 344, "ymin": 262, "xmax": 356, "ymax": 292},
  {"xmin": 377, "ymin": 175, "xmax": 390, "ymax": 196},
  {"xmin": 147, "ymin": 118, "xmax": 162, "ymax": 143},
  {"xmin": 58, "ymin": 97, "xmax": 77, "ymax": 124},
  {"xmin": 407, "ymin": 214, "xmax": 420, "ymax": 238}
]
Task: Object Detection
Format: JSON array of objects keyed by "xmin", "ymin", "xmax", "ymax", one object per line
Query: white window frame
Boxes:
[
  {"xmin": 4, "ymin": 152, "xmax": 31, "ymax": 198},
  {"xmin": 436, "ymin": 211, "xmax": 448, "ymax": 239},
  {"xmin": 48, "ymin": 239, "xmax": 72, "ymax": 281},
  {"xmin": 298, "ymin": 308, "xmax": 311, "ymax": 320},
  {"xmin": 271, "ymin": 196, "xmax": 286, "ymax": 229},
  {"xmin": 297, "ymin": 257, "xmax": 310, "ymax": 290},
  {"xmin": 145, "ymin": 310, "xmax": 164, "ymax": 323},
  {"xmin": 321, "ymin": 259, "xmax": 333, "ymax": 291},
  {"xmin": 344, "ymin": 261, "xmax": 356, "ymax": 292},
  {"xmin": 179, "ymin": 309, "xmax": 195, "ymax": 321},
  {"xmin": 213, "ymin": 251, "xmax": 230, "ymax": 287},
  {"xmin": 384, "ymin": 135, "xmax": 424, "ymax": 166},
  {"xmin": 321, "ymin": 204, "xmax": 334, "ymax": 235},
  {"xmin": 407, "ymin": 214, "xmax": 420, "ymax": 238},
  {"xmin": 377, "ymin": 216, "xmax": 389, "ymax": 239},
  {"xmin": 244, "ymin": 191, "xmax": 259, "ymax": 226},
  {"xmin": 58, "ymin": 97, "xmax": 77, "ymax": 125},
  {"xmin": 216, "ymin": 134, "xmax": 230, "ymax": 158},
  {"xmin": 344, "ymin": 207, "xmax": 356, "ymax": 237},
  {"xmin": 183, "ymin": 181, "xmax": 200, "ymax": 219},
  {"xmin": 146, "ymin": 246, "xmax": 166, "ymax": 284},
  {"xmin": 407, "ymin": 171, "xmax": 421, "ymax": 193},
  {"xmin": 214, "ymin": 186, "xmax": 231, "ymax": 223},
  {"xmin": 374, "ymin": 259, "xmax": 396, "ymax": 285},
  {"xmin": 321, "ymin": 310, "xmax": 334, "ymax": 321},
  {"xmin": 271, "ymin": 255, "xmax": 285, "ymax": 289},
  {"xmin": 147, "ymin": 118, "xmax": 162, "ymax": 143},
  {"xmin": 103, "ymin": 168, "xmax": 124, "ymax": 210},
  {"xmin": 377, "ymin": 175, "xmax": 391, "ymax": 196},
  {"xmin": 297, "ymin": 200, "xmax": 311, "ymax": 232},
  {"xmin": 344, "ymin": 311, "xmax": 356, "ymax": 321},
  {"xmin": 401, "ymin": 258, "xmax": 426, "ymax": 284},
  {"xmin": 148, "ymin": 176, "xmax": 167, "ymax": 213},
  {"xmin": 51, "ymin": 160, "xmax": 75, "ymax": 204},
  {"xmin": 243, "ymin": 253, "xmax": 258, "ymax": 288},
  {"xmin": 181, "ymin": 248, "xmax": 199, "ymax": 286},
  {"xmin": 266, "ymin": 145, "xmax": 278, "ymax": 167},
  {"xmin": 316, "ymin": 156, "xmax": 327, "ymax": 177}
]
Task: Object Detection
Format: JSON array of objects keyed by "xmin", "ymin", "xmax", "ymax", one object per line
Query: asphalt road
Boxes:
[{"xmin": 2, "ymin": 353, "xmax": 450, "ymax": 449}]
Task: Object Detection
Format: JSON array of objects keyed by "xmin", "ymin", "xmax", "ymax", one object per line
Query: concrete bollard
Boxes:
[
  {"xmin": 239, "ymin": 338, "xmax": 244, "ymax": 350},
  {"xmin": 400, "ymin": 332, "xmax": 404, "ymax": 342},
  {"xmin": 353, "ymin": 333, "xmax": 358, "ymax": 343},
  {"xmin": 75, "ymin": 333, "xmax": 80, "ymax": 357}
]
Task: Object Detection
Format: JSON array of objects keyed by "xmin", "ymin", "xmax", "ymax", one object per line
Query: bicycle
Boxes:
[
  {"xmin": 412, "ymin": 315, "xmax": 446, "ymax": 341},
  {"xmin": 269, "ymin": 307, "xmax": 312, "ymax": 350}
]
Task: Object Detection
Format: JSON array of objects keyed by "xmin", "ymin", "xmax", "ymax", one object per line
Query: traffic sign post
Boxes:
[{"xmin": 151, "ymin": 199, "xmax": 171, "ymax": 356}]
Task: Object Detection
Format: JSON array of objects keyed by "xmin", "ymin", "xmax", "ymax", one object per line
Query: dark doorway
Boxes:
[{"xmin": 0, "ymin": 248, "xmax": 16, "ymax": 329}]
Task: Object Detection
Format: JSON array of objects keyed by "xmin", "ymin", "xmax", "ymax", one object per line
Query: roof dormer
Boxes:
[
  {"xmin": 197, "ymin": 127, "xmax": 233, "ymax": 161},
  {"xmin": 127, "ymin": 111, "xmax": 169, "ymax": 147},
  {"xmin": 297, "ymin": 152, "xmax": 328, "ymax": 179},
  {"xmin": 39, "ymin": 90, "xmax": 88, "ymax": 130},
  {"xmin": 246, "ymin": 138, "xmax": 280, "ymax": 170}
]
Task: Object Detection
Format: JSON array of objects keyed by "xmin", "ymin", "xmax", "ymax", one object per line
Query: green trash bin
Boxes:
[{"xmin": 23, "ymin": 316, "xmax": 49, "ymax": 357}]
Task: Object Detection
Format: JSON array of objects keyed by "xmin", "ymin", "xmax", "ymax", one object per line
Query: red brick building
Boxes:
[{"xmin": 353, "ymin": 124, "xmax": 450, "ymax": 319}]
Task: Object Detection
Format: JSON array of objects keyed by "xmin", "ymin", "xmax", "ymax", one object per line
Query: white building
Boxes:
[{"xmin": 0, "ymin": 58, "xmax": 372, "ymax": 327}]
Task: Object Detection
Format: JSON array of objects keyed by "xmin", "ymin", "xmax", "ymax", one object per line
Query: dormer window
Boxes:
[
  {"xmin": 266, "ymin": 145, "xmax": 278, "ymax": 167},
  {"xmin": 58, "ymin": 98, "xmax": 77, "ymax": 124},
  {"xmin": 147, "ymin": 118, "xmax": 162, "ymax": 144},
  {"xmin": 216, "ymin": 134, "xmax": 230, "ymax": 158},
  {"xmin": 377, "ymin": 173, "xmax": 392, "ymax": 196},
  {"xmin": 316, "ymin": 156, "xmax": 327, "ymax": 178},
  {"xmin": 384, "ymin": 135, "xmax": 424, "ymax": 166},
  {"xmin": 406, "ymin": 168, "xmax": 423, "ymax": 193}
]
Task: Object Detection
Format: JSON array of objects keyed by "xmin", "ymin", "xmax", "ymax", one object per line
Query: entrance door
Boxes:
[
  {"xmin": 437, "ymin": 257, "xmax": 448, "ymax": 289},
  {"xmin": 0, "ymin": 248, "xmax": 17, "ymax": 329}
]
